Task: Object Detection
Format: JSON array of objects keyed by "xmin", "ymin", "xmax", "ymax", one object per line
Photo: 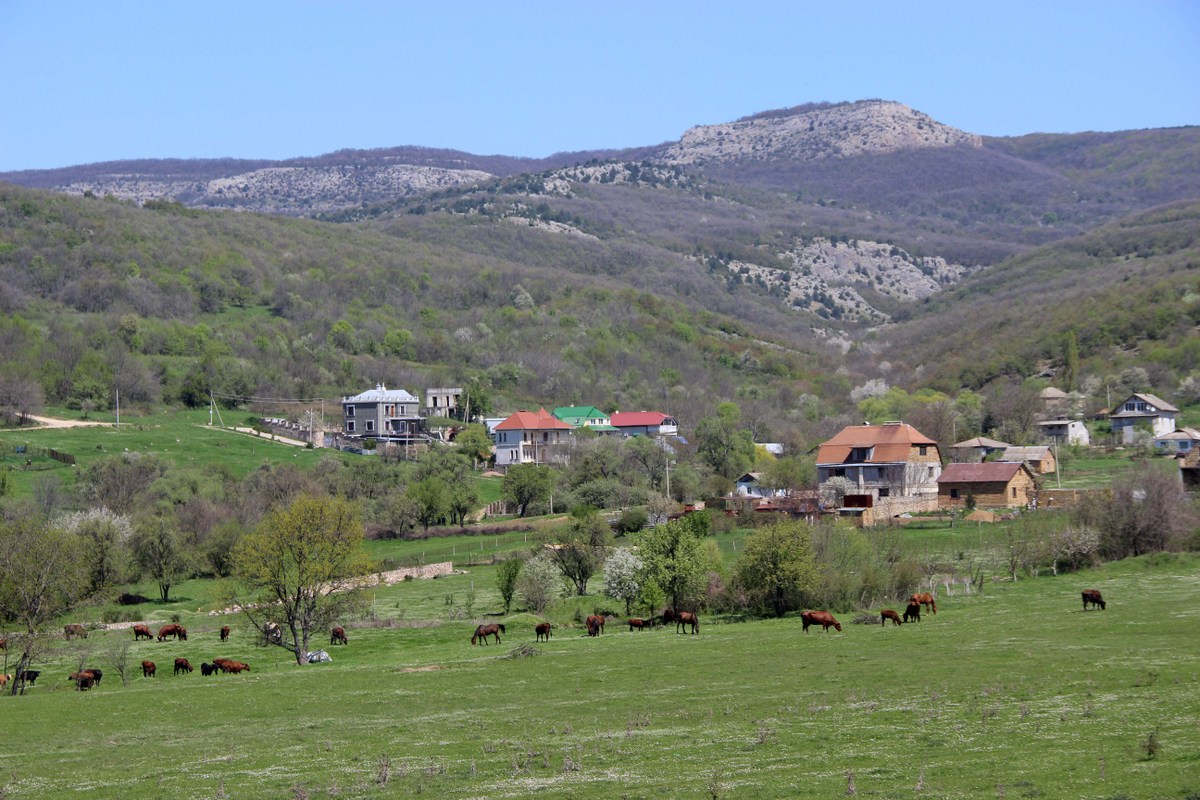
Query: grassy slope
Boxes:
[{"xmin": 1, "ymin": 553, "xmax": 1197, "ymax": 799}]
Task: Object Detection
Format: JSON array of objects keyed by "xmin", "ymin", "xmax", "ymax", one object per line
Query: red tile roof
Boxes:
[
  {"xmin": 816, "ymin": 423, "xmax": 938, "ymax": 465},
  {"xmin": 610, "ymin": 411, "xmax": 674, "ymax": 428},
  {"xmin": 494, "ymin": 408, "xmax": 573, "ymax": 431}
]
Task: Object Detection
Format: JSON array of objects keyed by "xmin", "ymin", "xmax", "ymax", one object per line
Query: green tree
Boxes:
[
  {"xmin": 637, "ymin": 514, "xmax": 708, "ymax": 612},
  {"xmin": 231, "ymin": 495, "xmax": 371, "ymax": 666},
  {"xmin": 547, "ymin": 511, "xmax": 612, "ymax": 596},
  {"xmin": 0, "ymin": 515, "xmax": 90, "ymax": 694},
  {"xmin": 454, "ymin": 424, "xmax": 494, "ymax": 466},
  {"xmin": 132, "ymin": 514, "xmax": 189, "ymax": 603},
  {"xmin": 496, "ymin": 557, "xmax": 523, "ymax": 614},
  {"xmin": 694, "ymin": 402, "xmax": 756, "ymax": 479},
  {"xmin": 406, "ymin": 476, "xmax": 448, "ymax": 531},
  {"xmin": 734, "ymin": 521, "xmax": 819, "ymax": 616},
  {"xmin": 503, "ymin": 464, "xmax": 554, "ymax": 517}
]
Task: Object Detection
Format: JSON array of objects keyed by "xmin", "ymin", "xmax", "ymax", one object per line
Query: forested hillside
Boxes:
[{"xmin": 2, "ymin": 100, "xmax": 1199, "ymax": 443}]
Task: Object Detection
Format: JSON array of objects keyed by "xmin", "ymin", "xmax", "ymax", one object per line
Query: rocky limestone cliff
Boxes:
[
  {"xmin": 722, "ymin": 236, "xmax": 972, "ymax": 322},
  {"xmin": 663, "ymin": 100, "xmax": 982, "ymax": 165},
  {"xmin": 60, "ymin": 163, "xmax": 493, "ymax": 215}
]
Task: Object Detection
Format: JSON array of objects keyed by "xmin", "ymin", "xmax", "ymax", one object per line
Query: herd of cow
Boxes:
[
  {"xmin": 5, "ymin": 589, "xmax": 1110, "ymax": 692},
  {"xmin": 470, "ymin": 589, "xmax": 1109, "ymax": 645}
]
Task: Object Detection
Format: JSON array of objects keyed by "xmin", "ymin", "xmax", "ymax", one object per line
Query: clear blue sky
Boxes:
[{"xmin": 1, "ymin": 1, "xmax": 1198, "ymax": 171}]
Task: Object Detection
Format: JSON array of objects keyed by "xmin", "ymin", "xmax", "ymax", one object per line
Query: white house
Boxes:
[
  {"xmin": 1038, "ymin": 419, "xmax": 1091, "ymax": 446},
  {"xmin": 491, "ymin": 408, "xmax": 573, "ymax": 467},
  {"xmin": 1155, "ymin": 427, "xmax": 1200, "ymax": 455},
  {"xmin": 609, "ymin": 411, "xmax": 679, "ymax": 437},
  {"xmin": 1109, "ymin": 393, "xmax": 1178, "ymax": 443}
]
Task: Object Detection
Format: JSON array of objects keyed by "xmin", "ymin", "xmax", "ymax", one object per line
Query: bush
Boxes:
[{"xmin": 614, "ymin": 508, "xmax": 648, "ymax": 535}]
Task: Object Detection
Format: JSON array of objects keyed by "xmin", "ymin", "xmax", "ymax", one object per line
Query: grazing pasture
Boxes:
[{"xmin": 0, "ymin": 554, "xmax": 1197, "ymax": 798}]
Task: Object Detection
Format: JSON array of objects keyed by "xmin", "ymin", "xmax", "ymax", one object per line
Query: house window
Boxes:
[
  {"xmin": 1011, "ymin": 487, "xmax": 1017, "ymax": 498},
  {"xmin": 346, "ymin": 406, "xmax": 355, "ymax": 417},
  {"xmin": 366, "ymin": 420, "xmax": 374, "ymax": 432},
  {"xmin": 832, "ymin": 468, "xmax": 846, "ymax": 478},
  {"xmin": 850, "ymin": 447, "xmax": 871, "ymax": 462},
  {"xmin": 879, "ymin": 488, "xmax": 890, "ymax": 498},
  {"xmin": 347, "ymin": 421, "xmax": 356, "ymax": 432},
  {"xmin": 950, "ymin": 488, "xmax": 959, "ymax": 499},
  {"xmin": 918, "ymin": 446, "xmax": 928, "ymax": 456}
]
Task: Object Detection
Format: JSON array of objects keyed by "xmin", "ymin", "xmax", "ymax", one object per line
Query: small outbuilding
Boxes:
[
  {"xmin": 938, "ymin": 462, "xmax": 1038, "ymax": 509},
  {"xmin": 999, "ymin": 445, "xmax": 1057, "ymax": 475}
]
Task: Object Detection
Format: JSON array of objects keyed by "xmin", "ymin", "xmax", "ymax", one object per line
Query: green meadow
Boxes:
[{"xmin": 2, "ymin": 551, "xmax": 1198, "ymax": 800}]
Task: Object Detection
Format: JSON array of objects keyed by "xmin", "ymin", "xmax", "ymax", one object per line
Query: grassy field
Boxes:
[{"xmin": 1, "ymin": 552, "xmax": 1198, "ymax": 799}]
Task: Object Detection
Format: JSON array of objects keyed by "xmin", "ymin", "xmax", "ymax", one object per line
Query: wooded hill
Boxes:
[{"xmin": 1, "ymin": 100, "xmax": 1198, "ymax": 440}]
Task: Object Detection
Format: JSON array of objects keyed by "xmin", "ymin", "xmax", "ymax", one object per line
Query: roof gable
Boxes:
[
  {"xmin": 938, "ymin": 462, "xmax": 1027, "ymax": 484},
  {"xmin": 495, "ymin": 408, "xmax": 573, "ymax": 431},
  {"xmin": 817, "ymin": 422, "xmax": 939, "ymax": 465}
]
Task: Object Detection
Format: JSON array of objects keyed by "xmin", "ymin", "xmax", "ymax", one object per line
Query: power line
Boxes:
[{"xmin": 208, "ymin": 390, "xmax": 331, "ymax": 406}]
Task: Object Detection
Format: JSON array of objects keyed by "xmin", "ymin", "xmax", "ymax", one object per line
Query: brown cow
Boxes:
[
  {"xmin": 535, "ymin": 622, "xmax": 552, "ymax": 642},
  {"xmin": 800, "ymin": 610, "xmax": 842, "ymax": 633},
  {"xmin": 157, "ymin": 624, "xmax": 183, "ymax": 642},
  {"xmin": 64, "ymin": 623, "xmax": 88, "ymax": 640},
  {"xmin": 471, "ymin": 623, "xmax": 505, "ymax": 645},
  {"xmin": 911, "ymin": 593, "xmax": 937, "ymax": 614},
  {"xmin": 903, "ymin": 603, "xmax": 921, "ymax": 623},
  {"xmin": 627, "ymin": 618, "xmax": 652, "ymax": 631},
  {"xmin": 174, "ymin": 658, "xmax": 193, "ymax": 675},
  {"xmin": 0, "ymin": 674, "xmax": 10, "ymax": 688},
  {"xmin": 881, "ymin": 609, "xmax": 902, "ymax": 627},
  {"xmin": 1081, "ymin": 589, "xmax": 1106, "ymax": 611},
  {"xmin": 220, "ymin": 660, "xmax": 250, "ymax": 674},
  {"xmin": 220, "ymin": 626, "xmax": 231, "ymax": 642},
  {"xmin": 675, "ymin": 611, "xmax": 700, "ymax": 634},
  {"xmin": 69, "ymin": 670, "xmax": 96, "ymax": 690},
  {"xmin": 585, "ymin": 615, "xmax": 606, "ymax": 636},
  {"xmin": 142, "ymin": 660, "xmax": 156, "ymax": 678},
  {"xmin": 133, "ymin": 625, "xmax": 153, "ymax": 641},
  {"xmin": 330, "ymin": 626, "xmax": 348, "ymax": 645}
]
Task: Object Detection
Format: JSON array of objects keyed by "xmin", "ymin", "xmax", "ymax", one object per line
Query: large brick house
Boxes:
[
  {"xmin": 816, "ymin": 422, "xmax": 942, "ymax": 522},
  {"xmin": 341, "ymin": 384, "xmax": 423, "ymax": 441}
]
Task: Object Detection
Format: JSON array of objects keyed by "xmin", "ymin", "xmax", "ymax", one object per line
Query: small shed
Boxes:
[
  {"xmin": 949, "ymin": 436, "xmax": 1011, "ymax": 463},
  {"xmin": 938, "ymin": 462, "xmax": 1038, "ymax": 509}
]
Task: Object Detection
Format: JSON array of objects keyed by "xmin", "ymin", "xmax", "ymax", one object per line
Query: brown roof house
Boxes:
[
  {"xmin": 938, "ymin": 462, "xmax": 1038, "ymax": 509},
  {"xmin": 999, "ymin": 445, "xmax": 1057, "ymax": 475},
  {"xmin": 816, "ymin": 422, "xmax": 942, "ymax": 524}
]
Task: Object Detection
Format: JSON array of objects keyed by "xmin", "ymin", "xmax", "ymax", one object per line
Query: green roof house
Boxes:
[{"xmin": 552, "ymin": 406, "xmax": 617, "ymax": 432}]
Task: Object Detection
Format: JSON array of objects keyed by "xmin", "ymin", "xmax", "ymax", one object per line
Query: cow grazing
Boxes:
[
  {"xmin": 220, "ymin": 626, "xmax": 230, "ymax": 642},
  {"xmin": 1082, "ymin": 589, "xmax": 1106, "ymax": 611},
  {"xmin": 0, "ymin": 674, "xmax": 10, "ymax": 688},
  {"xmin": 627, "ymin": 618, "xmax": 651, "ymax": 631},
  {"xmin": 64, "ymin": 623, "xmax": 88, "ymax": 640},
  {"xmin": 330, "ymin": 626, "xmax": 348, "ymax": 645},
  {"xmin": 69, "ymin": 671, "xmax": 96, "ymax": 690},
  {"xmin": 16, "ymin": 669, "xmax": 39, "ymax": 685},
  {"xmin": 142, "ymin": 661, "xmax": 156, "ymax": 678},
  {"xmin": 220, "ymin": 660, "xmax": 250, "ymax": 674},
  {"xmin": 535, "ymin": 622, "xmax": 552, "ymax": 642},
  {"xmin": 675, "ymin": 611, "xmax": 700, "ymax": 634},
  {"xmin": 157, "ymin": 624, "xmax": 183, "ymax": 642},
  {"xmin": 174, "ymin": 658, "xmax": 193, "ymax": 675},
  {"xmin": 881, "ymin": 609, "xmax": 902, "ymax": 627},
  {"xmin": 800, "ymin": 610, "xmax": 842, "ymax": 633},
  {"xmin": 585, "ymin": 615, "xmax": 606, "ymax": 636},
  {"xmin": 903, "ymin": 603, "xmax": 921, "ymax": 623},
  {"xmin": 133, "ymin": 625, "xmax": 153, "ymax": 641},
  {"xmin": 910, "ymin": 593, "xmax": 937, "ymax": 614},
  {"xmin": 200, "ymin": 662, "xmax": 215, "ymax": 676}
]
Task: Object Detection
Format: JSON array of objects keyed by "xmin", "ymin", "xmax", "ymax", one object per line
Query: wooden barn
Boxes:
[{"xmin": 937, "ymin": 462, "xmax": 1038, "ymax": 509}]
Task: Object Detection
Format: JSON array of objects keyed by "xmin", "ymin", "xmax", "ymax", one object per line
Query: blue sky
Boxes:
[{"xmin": 1, "ymin": 1, "xmax": 1198, "ymax": 171}]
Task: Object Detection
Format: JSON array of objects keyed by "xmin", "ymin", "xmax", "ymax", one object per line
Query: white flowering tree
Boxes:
[{"xmin": 604, "ymin": 547, "xmax": 644, "ymax": 615}]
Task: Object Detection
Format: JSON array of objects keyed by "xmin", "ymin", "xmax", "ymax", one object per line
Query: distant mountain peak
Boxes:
[{"xmin": 663, "ymin": 99, "xmax": 981, "ymax": 164}]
